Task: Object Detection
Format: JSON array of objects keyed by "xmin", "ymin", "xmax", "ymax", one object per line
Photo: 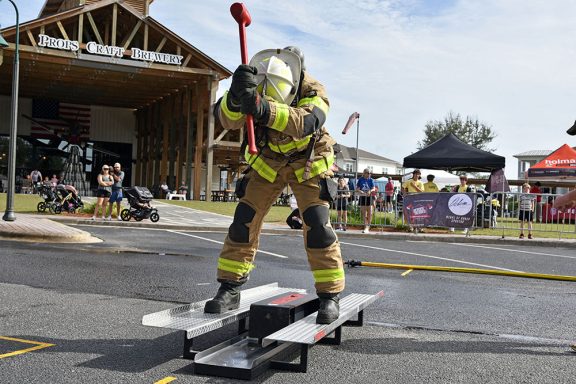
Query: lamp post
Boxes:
[{"xmin": 1, "ymin": 0, "xmax": 20, "ymax": 221}]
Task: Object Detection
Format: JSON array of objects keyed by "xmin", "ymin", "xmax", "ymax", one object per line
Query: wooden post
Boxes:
[
  {"xmin": 205, "ymin": 76, "xmax": 218, "ymax": 199},
  {"xmin": 193, "ymin": 84, "xmax": 204, "ymax": 201}
]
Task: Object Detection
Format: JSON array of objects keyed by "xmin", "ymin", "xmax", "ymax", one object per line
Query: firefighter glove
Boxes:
[
  {"xmin": 230, "ymin": 64, "xmax": 258, "ymax": 104},
  {"xmin": 240, "ymin": 92, "xmax": 270, "ymax": 123}
]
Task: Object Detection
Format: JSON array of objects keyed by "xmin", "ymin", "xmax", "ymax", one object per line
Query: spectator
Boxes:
[
  {"xmin": 402, "ymin": 169, "xmax": 424, "ymax": 194},
  {"xmin": 30, "ymin": 169, "xmax": 42, "ymax": 193},
  {"xmin": 356, "ymin": 169, "xmax": 376, "ymax": 233},
  {"xmin": 518, "ymin": 183, "xmax": 535, "ymax": 239},
  {"xmin": 50, "ymin": 174, "xmax": 59, "ymax": 189},
  {"xmin": 92, "ymin": 165, "xmax": 113, "ymax": 220},
  {"xmin": 335, "ymin": 177, "xmax": 350, "ymax": 231},
  {"xmin": 178, "ymin": 181, "xmax": 188, "ymax": 195},
  {"xmin": 530, "ymin": 181, "xmax": 542, "ymax": 222},
  {"xmin": 160, "ymin": 181, "xmax": 171, "ymax": 199},
  {"xmin": 21, "ymin": 175, "xmax": 33, "ymax": 194},
  {"xmin": 449, "ymin": 175, "xmax": 474, "ymax": 233},
  {"xmin": 42, "ymin": 176, "xmax": 51, "ymax": 187},
  {"xmin": 30, "ymin": 169, "xmax": 42, "ymax": 184},
  {"xmin": 453, "ymin": 175, "xmax": 474, "ymax": 193},
  {"xmin": 106, "ymin": 162, "xmax": 125, "ymax": 221},
  {"xmin": 423, "ymin": 174, "xmax": 439, "ymax": 192},
  {"xmin": 385, "ymin": 179, "xmax": 394, "ymax": 212}
]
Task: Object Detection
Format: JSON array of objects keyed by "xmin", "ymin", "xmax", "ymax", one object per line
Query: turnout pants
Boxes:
[{"xmin": 216, "ymin": 166, "xmax": 345, "ymax": 294}]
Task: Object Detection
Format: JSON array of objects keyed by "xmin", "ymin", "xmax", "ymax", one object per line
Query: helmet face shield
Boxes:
[{"xmin": 249, "ymin": 49, "xmax": 302, "ymax": 105}]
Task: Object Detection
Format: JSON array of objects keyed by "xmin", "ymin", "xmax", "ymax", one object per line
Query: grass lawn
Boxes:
[{"xmin": 0, "ymin": 193, "xmax": 45, "ymax": 213}]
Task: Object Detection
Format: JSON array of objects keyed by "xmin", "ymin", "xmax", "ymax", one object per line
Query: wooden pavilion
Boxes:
[{"xmin": 0, "ymin": 0, "xmax": 242, "ymax": 199}]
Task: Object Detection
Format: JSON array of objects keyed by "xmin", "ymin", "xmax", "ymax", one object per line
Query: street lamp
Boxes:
[{"xmin": 1, "ymin": 0, "xmax": 20, "ymax": 221}]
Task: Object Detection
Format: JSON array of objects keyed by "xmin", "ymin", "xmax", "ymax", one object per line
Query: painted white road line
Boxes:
[
  {"xmin": 339, "ymin": 241, "xmax": 522, "ymax": 272},
  {"xmin": 167, "ymin": 230, "xmax": 288, "ymax": 259},
  {"xmin": 453, "ymin": 243, "xmax": 576, "ymax": 260}
]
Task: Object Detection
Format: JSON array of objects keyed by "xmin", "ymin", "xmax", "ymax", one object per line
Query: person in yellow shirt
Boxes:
[
  {"xmin": 423, "ymin": 174, "xmax": 439, "ymax": 192},
  {"xmin": 402, "ymin": 169, "xmax": 425, "ymax": 194},
  {"xmin": 453, "ymin": 175, "xmax": 473, "ymax": 193}
]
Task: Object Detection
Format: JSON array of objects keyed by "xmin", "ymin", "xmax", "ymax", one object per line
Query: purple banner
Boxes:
[{"xmin": 403, "ymin": 192, "xmax": 477, "ymax": 228}]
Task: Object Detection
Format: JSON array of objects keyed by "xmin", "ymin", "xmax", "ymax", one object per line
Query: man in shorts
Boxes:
[
  {"xmin": 107, "ymin": 162, "xmax": 125, "ymax": 220},
  {"xmin": 356, "ymin": 169, "xmax": 376, "ymax": 233}
]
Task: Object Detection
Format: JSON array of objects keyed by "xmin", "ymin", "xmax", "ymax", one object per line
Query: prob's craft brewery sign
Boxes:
[{"xmin": 37, "ymin": 34, "xmax": 184, "ymax": 65}]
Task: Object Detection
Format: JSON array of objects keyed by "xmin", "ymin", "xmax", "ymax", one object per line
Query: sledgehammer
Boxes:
[{"xmin": 230, "ymin": 2, "xmax": 258, "ymax": 155}]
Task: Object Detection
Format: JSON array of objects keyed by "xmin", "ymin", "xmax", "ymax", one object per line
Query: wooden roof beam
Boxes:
[
  {"xmin": 56, "ymin": 20, "xmax": 69, "ymax": 40},
  {"xmin": 86, "ymin": 11, "xmax": 103, "ymax": 45},
  {"xmin": 122, "ymin": 20, "xmax": 142, "ymax": 50}
]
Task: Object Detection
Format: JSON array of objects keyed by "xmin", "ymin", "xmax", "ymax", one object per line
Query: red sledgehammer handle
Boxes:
[{"xmin": 230, "ymin": 2, "xmax": 258, "ymax": 155}]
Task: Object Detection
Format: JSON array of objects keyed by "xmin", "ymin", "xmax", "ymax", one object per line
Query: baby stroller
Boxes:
[
  {"xmin": 121, "ymin": 186, "xmax": 160, "ymax": 222},
  {"xmin": 36, "ymin": 183, "xmax": 60, "ymax": 213},
  {"xmin": 55, "ymin": 184, "xmax": 84, "ymax": 214}
]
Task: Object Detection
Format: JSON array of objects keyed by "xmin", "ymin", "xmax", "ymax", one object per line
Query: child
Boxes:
[{"xmin": 518, "ymin": 183, "xmax": 535, "ymax": 239}]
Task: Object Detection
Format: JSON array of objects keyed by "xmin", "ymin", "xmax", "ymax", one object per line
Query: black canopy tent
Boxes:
[
  {"xmin": 403, "ymin": 133, "xmax": 505, "ymax": 172},
  {"xmin": 403, "ymin": 133, "xmax": 508, "ymax": 232}
]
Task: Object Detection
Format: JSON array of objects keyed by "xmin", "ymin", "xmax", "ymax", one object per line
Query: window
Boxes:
[
  {"xmin": 381, "ymin": 167, "xmax": 388, "ymax": 174},
  {"xmin": 345, "ymin": 163, "xmax": 353, "ymax": 172}
]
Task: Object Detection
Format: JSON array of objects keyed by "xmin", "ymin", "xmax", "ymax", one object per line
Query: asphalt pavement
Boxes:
[{"xmin": 1, "ymin": 202, "xmax": 576, "ymax": 383}]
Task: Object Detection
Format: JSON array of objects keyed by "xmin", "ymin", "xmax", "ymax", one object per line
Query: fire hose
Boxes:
[{"xmin": 345, "ymin": 260, "xmax": 576, "ymax": 282}]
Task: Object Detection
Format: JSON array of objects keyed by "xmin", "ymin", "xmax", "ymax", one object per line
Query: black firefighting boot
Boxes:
[
  {"xmin": 204, "ymin": 281, "xmax": 242, "ymax": 314},
  {"xmin": 316, "ymin": 293, "xmax": 340, "ymax": 324}
]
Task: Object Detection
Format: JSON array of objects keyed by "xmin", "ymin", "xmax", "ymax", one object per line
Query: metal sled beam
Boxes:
[
  {"xmin": 142, "ymin": 283, "xmax": 306, "ymax": 339},
  {"xmin": 262, "ymin": 291, "xmax": 384, "ymax": 347}
]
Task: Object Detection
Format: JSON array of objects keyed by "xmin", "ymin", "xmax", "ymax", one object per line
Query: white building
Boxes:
[
  {"xmin": 333, "ymin": 144, "xmax": 402, "ymax": 176},
  {"xmin": 513, "ymin": 150, "xmax": 552, "ymax": 179}
]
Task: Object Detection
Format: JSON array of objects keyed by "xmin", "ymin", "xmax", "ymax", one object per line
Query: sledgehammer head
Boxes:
[{"xmin": 230, "ymin": 3, "xmax": 251, "ymax": 27}]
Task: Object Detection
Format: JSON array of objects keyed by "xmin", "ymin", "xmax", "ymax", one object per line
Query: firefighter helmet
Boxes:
[
  {"xmin": 283, "ymin": 46, "xmax": 305, "ymax": 71},
  {"xmin": 249, "ymin": 48, "xmax": 302, "ymax": 105}
]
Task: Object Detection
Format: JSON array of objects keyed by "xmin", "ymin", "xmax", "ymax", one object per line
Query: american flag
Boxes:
[{"xmin": 31, "ymin": 99, "xmax": 90, "ymax": 141}]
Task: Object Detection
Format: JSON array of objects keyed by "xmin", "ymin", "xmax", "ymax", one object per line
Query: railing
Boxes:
[{"xmin": 329, "ymin": 189, "xmax": 576, "ymax": 239}]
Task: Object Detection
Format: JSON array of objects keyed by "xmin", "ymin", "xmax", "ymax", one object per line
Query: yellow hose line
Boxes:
[{"xmin": 357, "ymin": 261, "xmax": 576, "ymax": 282}]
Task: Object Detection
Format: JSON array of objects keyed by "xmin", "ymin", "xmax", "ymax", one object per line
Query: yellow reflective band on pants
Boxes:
[
  {"xmin": 270, "ymin": 103, "xmax": 290, "ymax": 131},
  {"xmin": 218, "ymin": 257, "xmax": 255, "ymax": 275},
  {"xmin": 221, "ymin": 92, "xmax": 244, "ymax": 121},
  {"xmin": 312, "ymin": 268, "xmax": 345, "ymax": 283},
  {"xmin": 295, "ymin": 153, "xmax": 335, "ymax": 182}
]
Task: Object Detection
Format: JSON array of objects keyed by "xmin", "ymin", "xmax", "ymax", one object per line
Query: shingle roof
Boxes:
[
  {"xmin": 513, "ymin": 150, "xmax": 553, "ymax": 158},
  {"xmin": 334, "ymin": 144, "xmax": 401, "ymax": 165}
]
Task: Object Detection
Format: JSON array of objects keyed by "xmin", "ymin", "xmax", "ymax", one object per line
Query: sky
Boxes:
[{"xmin": 2, "ymin": 0, "xmax": 576, "ymax": 179}]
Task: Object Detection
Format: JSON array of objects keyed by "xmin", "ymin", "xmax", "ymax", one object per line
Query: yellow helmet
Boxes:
[{"xmin": 249, "ymin": 48, "xmax": 302, "ymax": 105}]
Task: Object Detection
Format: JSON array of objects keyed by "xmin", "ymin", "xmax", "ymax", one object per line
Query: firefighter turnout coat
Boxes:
[{"xmin": 215, "ymin": 71, "xmax": 345, "ymax": 294}]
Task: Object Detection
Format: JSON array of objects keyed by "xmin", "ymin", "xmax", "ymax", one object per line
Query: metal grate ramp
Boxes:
[
  {"xmin": 142, "ymin": 283, "xmax": 306, "ymax": 339},
  {"xmin": 262, "ymin": 291, "xmax": 384, "ymax": 347}
]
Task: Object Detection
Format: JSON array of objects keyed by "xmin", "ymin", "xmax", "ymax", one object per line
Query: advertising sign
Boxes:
[
  {"xmin": 403, "ymin": 192, "xmax": 477, "ymax": 228},
  {"xmin": 36, "ymin": 34, "xmax": 184, "ymax": 65}
]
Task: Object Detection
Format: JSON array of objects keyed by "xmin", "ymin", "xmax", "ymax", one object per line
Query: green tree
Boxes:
[{"xmin": 418, "ymin": 112, "xmax": 497, "ymax": 152}]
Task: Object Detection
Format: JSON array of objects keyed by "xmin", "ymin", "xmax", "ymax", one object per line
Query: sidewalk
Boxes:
[
  {"xmin": 0, "ymin": 213, "xmax": 100, "ymax": 243},
  {"xmin": 2, "ymin": 204, "xmax": 576, "ymax": 248}
]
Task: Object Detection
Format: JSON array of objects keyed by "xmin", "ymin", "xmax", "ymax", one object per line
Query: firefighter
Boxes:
[{"xmin": 204, "ymin": 47, "xmax": 344, "ymax": 324}]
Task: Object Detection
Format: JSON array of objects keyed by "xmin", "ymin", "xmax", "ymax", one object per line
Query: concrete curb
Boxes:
[{"xmin": 0, "ymin": 214, "xmax": 101, "ymax": 243}]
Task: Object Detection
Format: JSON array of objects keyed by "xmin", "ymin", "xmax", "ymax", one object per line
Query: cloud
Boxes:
[{"xmin": 4, "ymin": 0, "xmax": 576, "ymax": 179}]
